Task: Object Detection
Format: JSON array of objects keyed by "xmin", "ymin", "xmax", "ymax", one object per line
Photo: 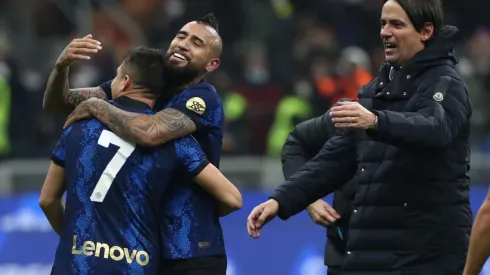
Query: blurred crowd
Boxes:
[{"xmin": 0, "ymin": 0, "xmax": 489, "ymax": 159}]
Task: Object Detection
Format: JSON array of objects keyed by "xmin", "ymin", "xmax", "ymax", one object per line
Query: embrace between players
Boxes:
[{"xmin": 38, "ymin": 14, "xmax": 240, "ymax": 275}]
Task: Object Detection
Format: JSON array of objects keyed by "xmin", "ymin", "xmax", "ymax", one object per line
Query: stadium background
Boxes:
[{"xmin": 0, "ymin": 0, "xmax": 490, "ymax": 274}]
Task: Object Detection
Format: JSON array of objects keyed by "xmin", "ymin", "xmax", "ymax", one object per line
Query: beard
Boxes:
[{"xmin": 164, "ymin": 53, "xmax": 204, "ymax": 90}]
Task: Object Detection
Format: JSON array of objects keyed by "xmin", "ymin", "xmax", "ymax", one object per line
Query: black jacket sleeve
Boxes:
[
  {"xmin": 281, "ymin": 113, "xmax": 334, "ymax": 179},
  {"xmin": 369, "ymin": 76, "xmax": 471, "ymax": 148},
  {"xmin": 272, "ymin": 134, "xmax": 358, "ymax": 220},
  {"xmin": 282, "ymin": 98, "xmax": 356, "ymax": 179}
]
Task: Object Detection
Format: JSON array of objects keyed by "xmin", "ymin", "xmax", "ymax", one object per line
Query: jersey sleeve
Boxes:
[
  {"xmin": 174, "ymin": 136, "xmax": 210, "ymax": 177},
  {"xmin": 167, "ymin": 85, "xmax": 223, "ymax": 130},
  {"xmin": 98, "ymin": 80, "xmax": 113, "ymax": 100},
  {"xmin": 51, "ymin": 126, "xmax": 73, "ymax": 167}
]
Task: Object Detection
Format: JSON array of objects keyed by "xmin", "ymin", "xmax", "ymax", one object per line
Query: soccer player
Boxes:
[
  {"xmin": 39, "ymin": 47, "xmax": 242, "ymax": 275},
  {"xmin": 43, "ymin": 13, "xmax": 230, "ymax": 274}
]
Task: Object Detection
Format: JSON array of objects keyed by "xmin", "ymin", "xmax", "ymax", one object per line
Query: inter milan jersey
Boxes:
[
  {"xmin": 99, "ymin": 81, "xmax": 226, "ymax": 259},
  {"xmin": 50, "ymin": 96, "xmax": 209, "ymax": 274}
]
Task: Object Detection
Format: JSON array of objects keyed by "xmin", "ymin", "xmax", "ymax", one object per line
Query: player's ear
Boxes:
[
  {"xmin": 205, "ymin": 58, "xmax": 220, "ymax": 73},
  {"xmin": 121, "ymin": 75, "xmax": 131, "ymax": 91}
]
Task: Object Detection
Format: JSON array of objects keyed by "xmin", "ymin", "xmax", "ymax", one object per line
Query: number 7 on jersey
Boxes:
[{"xmin": 90, "ymin": 130, "xmax": 136, "ymax": 202}]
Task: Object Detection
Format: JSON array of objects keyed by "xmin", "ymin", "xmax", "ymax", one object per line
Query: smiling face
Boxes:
[
  {"xmin": 380, "ymin": 0, "xmax": 434, "ymax": 67},
  {"xmin": 165, "ymin": 21, "xmax": 221, "ymax": 86}
]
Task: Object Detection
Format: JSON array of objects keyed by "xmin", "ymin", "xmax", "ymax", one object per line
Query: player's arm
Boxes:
[
  {"xmin": 176, "ymin": 136, "xmax": 242, "ymax": 216},
  {"xmin": 463, "ymin": 197, "xmax": 490, "ymax": 275},
  {"xmin": 272, "ymin": 134, "xmax": 358, "ymax": 220},
  {"xmin": 65, "ymin": 87, "xmax": 218, "ymax": 146},
  {"xmin": 43, "ymin": 35, "xmax": 106, "ymax": 115},
  {"xmin": 43, "ymin": 77, "xmax": 107, "ymax": 115},
  {"xmin": 39, "ymin": 162, "xmax": 67, "ymax": 235},
  {"xmin": 282, "ymin": 99, "xmax": 350, "ymax": 178},
  {"xmin": 193, "ymin": 164, "xmax": 243, "ymax": 217},
  {"xmin": 70, "ymin": 101, "xmax": 196, "ymax": 146},
  {"xmin": 41, "ymin": 125, "xmax": 71, "ymax": 235},
  {"xmin": 282, "ymin": 106, "xmax": 344, "ymax": 225}
]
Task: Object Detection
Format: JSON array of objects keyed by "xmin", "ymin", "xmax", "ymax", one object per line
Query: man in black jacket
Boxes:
[
  {"xmin": 282, "ymin": 100, "xmax": 356, "ymax": 275},
  {"xmin": 248, "ymin": 0, "xmax": 472, "ymax": 274}
]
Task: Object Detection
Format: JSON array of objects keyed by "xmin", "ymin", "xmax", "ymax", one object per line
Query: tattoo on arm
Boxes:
[
  {"xmin": 43, "ymin": 66, "xmax": 107, "ymax": 114},
  {"xmin": 89, "ymin": 101, "xmax": 196, "ymax": 146},
  {"xmin": 66, "ymin": 88, "xmax": 107, "ymax": 107},
  {"xmin": 150, "ymin": 108, "xmax": 197, "ymax": 142}
]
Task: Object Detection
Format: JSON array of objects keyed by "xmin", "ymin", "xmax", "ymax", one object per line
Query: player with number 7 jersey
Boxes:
[
  {"xmin": 39, "ymin": 47, "xmax": 163, "ymax": 274},
  {"xmin": 40, "ymin": 46, "xmax": 241, "ymax": 275},
  {"xmin": 48, "ymin": 97, "xmax": 193, "ymax": 274},
  {"xmin": 42, "ymin": 95, "xmax": 241, "ymax": 275},
  {"xmin": 41, "ymin": 43, "xmax": 244, "ymax": 275},
  {"xmin": 44, "ymin": 96, "xmax": 240, "ymax": 274}
]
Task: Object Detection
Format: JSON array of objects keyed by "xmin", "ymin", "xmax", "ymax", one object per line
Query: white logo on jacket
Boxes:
[{"xmin": 433, "ymin": 92, "xmax": 444, "ymax": 102}]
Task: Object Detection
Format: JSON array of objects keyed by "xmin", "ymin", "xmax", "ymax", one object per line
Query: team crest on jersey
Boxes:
[{"xmin": 186, "ymin": 97, "xmax": 206, "ymax": 115}]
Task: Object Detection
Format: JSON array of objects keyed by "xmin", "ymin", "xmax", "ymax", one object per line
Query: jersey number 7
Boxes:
[{"xmin": 90, "ymin": 130, "xmax": 136, "ymax": 203}]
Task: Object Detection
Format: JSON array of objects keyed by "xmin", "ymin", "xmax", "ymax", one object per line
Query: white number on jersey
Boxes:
[{"xmin": 90, "ymin": 130, "xmax": 136, "ymax": 202}]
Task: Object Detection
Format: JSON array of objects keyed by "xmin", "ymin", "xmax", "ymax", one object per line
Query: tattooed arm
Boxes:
[
  {"xmin": 64, "ymin": 85, "xmax": 220, "ymax": 146},
  {"xmin": 43, "ymin": 35, "xmax": 105, "ymax": 115},
  {"xmin": 43, "ymin": 67, "xmax": 107, "ymax": 115},
  {"xmin": 67, "ymin": 99, "xmax": 197, "ymax": 146}
]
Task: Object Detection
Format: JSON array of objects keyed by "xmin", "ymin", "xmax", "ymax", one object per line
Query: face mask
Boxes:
[
  {"xmin": 245, "ymin": 68, "xmax": 269, "ymax": 85},
  {"xmin": 294, "ymin": 80, "xmax": 313, "ymax": 99}
]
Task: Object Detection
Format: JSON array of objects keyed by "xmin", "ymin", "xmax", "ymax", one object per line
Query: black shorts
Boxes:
[{"xmin": 160, "ymin": 255, "xmax": 227, "ymax": 275}]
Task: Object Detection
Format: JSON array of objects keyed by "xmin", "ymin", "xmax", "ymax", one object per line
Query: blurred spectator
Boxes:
[
  {"xmin": 292, "ymin": 17, "xmax": 338, "ymax": 62},
  {"xmin": 34, "ymin": 0, "xmax": 74, "ymax": 38},
  {"xmin": 234, "ymin": 43, "xmax": 283, "ymax": 154},
  {"xmin": 211, "ymin": 71, "xmax": 250, "ymax": 155},
  {"xmin": 309, "ymin": 54, "xmax": 337, "ymax": 107},
  {"xmin": 334, "ymin": 46, "xmax": 372, "ymax": 103},
  {"xmin": 0, "ymin": 30, "xmax": 20, "ymax": 159},
  {"xmin": 0, "ymin": 75, "xmax": 10, "ymax": 158},
  {"xmin": 0, "ymin": 0, "xmax": 489, "ymax": 158},
  {"xmin": 460, "ymin": 28, "xmax": 490, "ymax": 149},
  {"xmin": 267, "ymin": 74, "xmax": 313, "ymax": 157}
]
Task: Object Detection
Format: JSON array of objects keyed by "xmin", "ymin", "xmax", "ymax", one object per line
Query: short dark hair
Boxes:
[
  {"xmin": 197, "ymin": 13, "xmax": 219, "ymax": 33},
  {"xmin": 121, "ymin": 47, "xmax": 165, "ymax": 98},
  {"xmin": 389, "ymin": 0, "xmax": 444, "ymax": 36}
]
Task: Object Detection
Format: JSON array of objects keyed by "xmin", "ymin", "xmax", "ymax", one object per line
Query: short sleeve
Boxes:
[
  {"xmin": 98, "ymin": 80, "xmax": 113, "ymax": 100},
  {"xmin": 167, "ymin": 84, "xmax": 223, "ymax": 131},
  {"xmin": 51, "ymin": 126, "xmax": 73, "ymax": 167},
  {"xmin": 174, "ymin": 136, "xmax": 209, "ymax": 177}
]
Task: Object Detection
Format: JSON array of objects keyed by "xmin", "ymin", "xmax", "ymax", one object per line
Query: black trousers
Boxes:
[{"xmin": 160, "ymin": 255, "xmax": 227, "ymax": 275}]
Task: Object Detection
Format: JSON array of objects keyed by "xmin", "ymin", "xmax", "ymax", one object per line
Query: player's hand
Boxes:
[
  {"xmin": 330, "ymin": 101, "xmax": 376, "ymax": 130},
  {"xmin": 64, "ymin": 98, "xmax": 100, "ymax": 128},
  {"xmin": 306, "ymin": 199, "xmax": 340, "ymax": 228},
  {"xmin": 55, "ymin": 34, "xmax": 102, "ymax": 70},
  {"xmin": 247, "ymin": 199, "xmax": 279, "ymax": 238}
]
